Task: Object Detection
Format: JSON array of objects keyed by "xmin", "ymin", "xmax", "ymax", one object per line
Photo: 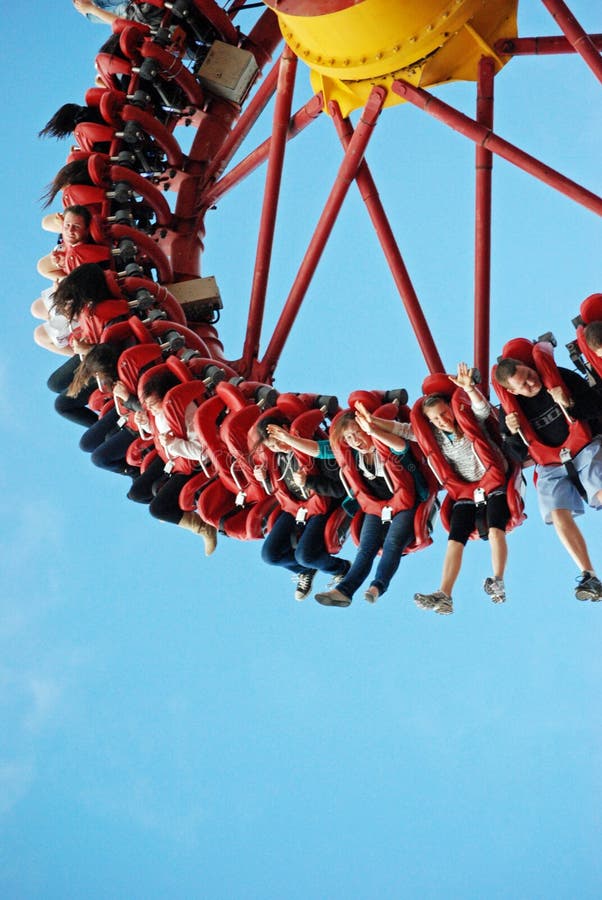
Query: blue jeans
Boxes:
[
  {"xmin": 47, "ymin": 358, "xmax": 97, "ymax": 427},
  {"xmin": 80, "ymin": 407, "xmax": 120, "ymax": 454},
  {"xmin": 79, "ymin": 409, "xmax": 137, "ymax": 475},
  {"xmin": 261, "ymin": 511, "xmax": 347, "ymax": 576},
  {"xmin": 337, "ymin": 508, "xmax": 415, "ymax": 599}
]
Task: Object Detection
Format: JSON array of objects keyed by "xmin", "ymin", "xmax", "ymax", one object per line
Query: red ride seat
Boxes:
[
  {"xmin": 217, "ymin": 387, "xmax": 280, "ymax": 511},
  {"xmin": 576, "ymin": 293, "xmax": 602, "ymax": 382},
  {"xmin": 334, "ymin": 394, "xmax": 439, "ymax": 555},
  {"xmin": 492, "ymin": 338, "xmax": 592, "ymax": 467},
  {"xmin": 191, "ymin": 390, "xmax": 278, "ymax": 539},
  {"xmin": 411, "ymin": 373, "xmax": 524, "ymax": 541},
  {"xmin": 73, "ymin": 122, "xmax": 118, "ymax": 154},
  {"xmin": 72, "ymin": 299, "xmax": 132, "ymax": 345}
]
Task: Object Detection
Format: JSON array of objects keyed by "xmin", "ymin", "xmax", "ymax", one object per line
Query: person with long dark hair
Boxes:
[
  {"xmin": 67, "ymin": 343, "xmax": 140, "ymax": 475},
  {"xmin": 128, "ymin": 370, "xmax": 218, "ymax": 556},
  {"xmin": 314, "ymin": 408, "xmax": 427, "ymax": 608},
  {"xmin": 39, "ymin": 103, "xmax": 105, "ymax": 140},
  {"xmin": 251, "ymin": 416, "xmax": 350, "ymax": 602}
]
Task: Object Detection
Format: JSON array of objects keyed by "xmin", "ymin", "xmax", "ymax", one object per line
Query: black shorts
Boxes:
[{"xmin": 448, "ymin": 490, "xmax": 510, "ymax": 545}]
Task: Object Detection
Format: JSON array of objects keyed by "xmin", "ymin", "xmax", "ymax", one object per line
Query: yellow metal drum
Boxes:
[{"xmin": 263, "ymin": 0, "xmax": 518, "ymax": 116}]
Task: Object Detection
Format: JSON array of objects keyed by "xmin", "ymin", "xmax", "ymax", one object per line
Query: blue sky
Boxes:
[{"xmin": 2, "ymin": 2, "xmax": 601, "ymax": 898}]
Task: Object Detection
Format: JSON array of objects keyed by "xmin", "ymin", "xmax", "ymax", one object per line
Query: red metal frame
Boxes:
[
  {"xmin": 57, "ymin": 1, "xmax": 600, "ymax": 394},
  {"xmin": 242, "ymin": 46, "xmax": 298, "ymax": 374},
  {"xmin": 474, "ymin": 56, "xmax": 495, "ymax": 396},
  {"xmin": 203, "ymin": 55, "xmax": 282, "ymax": 188},
  {"xmin": 390, "ymin": 79, "xmax": 602, "ymax": 217},
  {"xmin": 539, "ymin": 0, "xmax": 602, "ymax": 83},
  {"xmin": 494, "ymin": 33, "xmax": 602, "ymax": 55},
  {"xmin": 253, "ymin": 86, "xmax": 387, "ymax": 382},
  {"xmin": 183, "ymin": 4, "xmax": 599, "ymax": 387},
  {"xmin": 205, "ymin": 93, "xmax": 324, "ymax": 207},
  {"xmin": 329, "ymin": 101, "xmax": 444, "ymax": 375},
  {"xmin": 198, "ymin": 7, "xmax": 599, "ymax": 390}
]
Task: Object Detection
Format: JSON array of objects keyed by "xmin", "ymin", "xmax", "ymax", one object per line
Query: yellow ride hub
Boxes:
[{"xmin": 263, "ymin": 0, "xmax": 518, "ymax": 117}]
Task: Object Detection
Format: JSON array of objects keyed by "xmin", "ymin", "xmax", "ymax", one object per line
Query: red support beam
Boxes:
[
  {"xmin": 204, "ymin": 56, "xmax": 281, "ymax": 187},
  {"xmin": 255, "ymin": 86, "xmax": 387, "ymax": 382},
  {"xmin": 539, "ymin": 0, "xmax": 602, "ymax": 83},
  {"xmin": 165, "ymin": 8, "xmax": 283, "ymax": 278},
  {"xmin": 240, "ymin": 6, "xmax": 283, "ymax": 69},
  {"xmin": 205, "ymin": 94, "xmax": 324, "ymax": 206},
  {"xmin": 495, "ymin": 33, "xmax": 602, "ymax": 56},
  {"xmin": 474, "ymin": 56, "xmax": 495, "ymax": 396},
  {"xmin": 329, "ymin": 102, "xmax": 444, "ymax": 375},
  {"xmin": 391, "ymin": 79, "xmax": 602, "ymax": 217},
  {"xmin": 241, "ymin": 47, "xmax": 298, "ymax": 374}
]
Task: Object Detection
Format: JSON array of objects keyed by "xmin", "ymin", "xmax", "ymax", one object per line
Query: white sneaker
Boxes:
[
  {"xmin": 414, "ymin": 591, "xmax": 453, "ymax": 615},
  {"xmin": 326, "ymin": 560, "xmax": 351, "ymax": 589},
  {"xmin": 484, "ymin": 576, "xmax": 506, "ymax": 604}
]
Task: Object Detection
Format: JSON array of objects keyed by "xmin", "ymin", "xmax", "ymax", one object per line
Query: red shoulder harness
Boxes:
[{"xmin": 492, "ymin": 338, "xmax": 591, "ymax": 466}]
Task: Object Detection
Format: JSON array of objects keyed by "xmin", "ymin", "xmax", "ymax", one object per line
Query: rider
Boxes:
[
  {"xmin": 494, "ymin": 355, "xmax": 602, "ymax": 601},
  {"xmin": 354, "ymin": 365, "xmax": 514, "ymax": 614},
  {"xmin": 252, "ymin": 417, "xmax": 350, "ymax": 602}
]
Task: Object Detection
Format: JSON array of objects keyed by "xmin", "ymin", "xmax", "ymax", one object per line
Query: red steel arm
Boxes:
[
  {"xmin": 540, "ymin": 0, "xmax": 602, "ymax": 83},
  {"xmin": 241, "ymin": 47, "xmax": 298, "ymax": 374},
  {"xmin": 255, "ymin": 86, "xmax": 387, "ymax": 382},
  {"xmin": 392, "ymin": 79, "xmax": 602, "ymax": 217},
  {"xmin": 330, "ymin": 101, "xmax": 444, "ymax": 375},
  {"xmin": 474, "ymin": 56, "xmax": 495, "ymax": 396}
]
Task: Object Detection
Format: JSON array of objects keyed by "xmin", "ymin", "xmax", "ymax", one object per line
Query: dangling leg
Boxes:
[
  {"xmin": 151, "ymin": 472, "xmax": 217, "ymax": 556},
  {"xmin": 483, "ymin": 491, "xmax": 511, "ymax": 604},
  {"xmin": 369, "ymin": 507, "xmax": 415, "ymax": 600},
  {"xmin": 295, "ymin": 513, "xmax": 349, "ymax": 577},
  {"xmin": 262, "ymin": 511, "xmax": 317, "ymax": 601},
  {"xmin": 315, "ymin": 513, "xmax": 383, "ymax": 607},
  {"xmin": 415, "ymin": 500, "xmax": 473, "ymax": 615}
]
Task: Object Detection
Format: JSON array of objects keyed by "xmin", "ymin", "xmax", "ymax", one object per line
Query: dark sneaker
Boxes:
[
  {"xmin": 314, "ymin": 588, "xmax": 352, "ymax": 608},
  {"xmin": 575, "ymin": 572, "xmax": 602, "ymax": 602},
  {"xmin": 327, "ymin": 560, "xmax": 351, "ymax": 589},
  {"xmin": 294, "ymin": 569, "xmax": 317, "ymax": 601},
  {"xmin": 414, "ymin": 590, "xmax": 453, "ymax": 615},
  {"xmin": 484, "ymin": 576, "xmax": 506, "ymax": 604}
]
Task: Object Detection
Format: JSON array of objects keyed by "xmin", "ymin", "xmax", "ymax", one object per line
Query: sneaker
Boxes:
[
  {"xmin": 434, "ymin": 594, "xmax": 454, "ymax": 615},
  {"xmin": 414, "ymin": 590, "xmax": 454, "ymax": 615},
  {"xmin": 575, "ymin": 572, "xmax": 602, "ymax": 602},
  {"xmin": 484, "ymin": 576, "xmax": 506, "ymax": 604},
  {"xmin": 363, "ymin": 586, "xmax": 379, "ymax": 604},
  {"xmin": 294, "ymin": 569, "xmax": 317, "ymax": 601},
  {"xmin": 327, "ymin": 560, "xmax": 351, "ymax": 589},
  {"xmin": 314, "ymin": 588, "xmax": 352, "ymax": 608}
]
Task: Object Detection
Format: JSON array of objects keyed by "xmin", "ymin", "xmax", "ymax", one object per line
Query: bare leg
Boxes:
[
  {"xmin": 550, "ymin": 508, "xmax": 594, "ymax": 571},
  {"xmin": 41, "ymin": 212, "xmax": 63, "ymax": 233},
  {"xmin": 440, "ymin": 540, "xmax": 464, "ymax": 596},
  {"xmin": 31, "ymin": 297, "xmax": 49, "ymax": 319},
  {"xmin": 489, "ymin": 527, "xmax": 508, "ymax": 579},
  {"xmin": 33, "ymin": 324, "xmax": 73, "ymax": 357}
]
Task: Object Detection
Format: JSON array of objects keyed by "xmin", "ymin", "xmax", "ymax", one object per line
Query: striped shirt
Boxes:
[{"xmin": 393, "ymin": 395, "xmax": 496, "ymax": 483}]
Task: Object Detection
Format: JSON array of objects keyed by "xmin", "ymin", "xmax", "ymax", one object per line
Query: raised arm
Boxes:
[
  {"xmin": 73, "ymin": 1, "xmax": 119, "ymax": 25},
  {"xmin": 355, "ymin": 401, "xmax": 413, "ymax": 451},
  {"xmin": 448, "ymin": 362, "xmax": 490, "ymax": 419},
  {"xmin": 265, "ymin": 423, "xmax": 321, "ymax": 457}
]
